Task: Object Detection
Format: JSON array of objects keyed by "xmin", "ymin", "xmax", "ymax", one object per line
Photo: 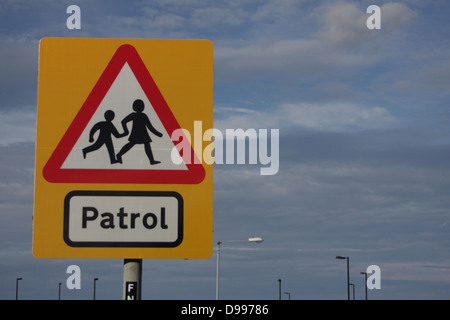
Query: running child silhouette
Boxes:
[
  {"xmin": 82, "ymin": 110, "xmax": 125, "ymax": 164},
  {"xmin": 116, "ymin": 99, "xmax": 163, "ymax": 165}
]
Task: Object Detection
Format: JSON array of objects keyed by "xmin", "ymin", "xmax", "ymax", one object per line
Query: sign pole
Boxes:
[{"xmin": 123, "ymin": 259, "xmax": 142, "ymax": 300}]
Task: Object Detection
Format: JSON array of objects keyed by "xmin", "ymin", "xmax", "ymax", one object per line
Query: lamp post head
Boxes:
[
  {"xmin": 336, "ymin": 256, "xmax": 346, "ymax": 260},
  {"xmin": 248, "ymin": 237, "xmax": 263, "ymax": 243}
]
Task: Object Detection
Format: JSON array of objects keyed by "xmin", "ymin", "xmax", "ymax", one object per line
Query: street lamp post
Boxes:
[
  {"xmin": 15, "ymin": 278, "xmax": 22, "ymax": 300},
  {"xmin": 278, "ymin": 279, "xmax": 281, "ymax": 300},
  {"xmin": 361, "ymin": 272, "xmax": 368, "ymax": 300},
  {"xmin": 93, "ymin": 278, "xmax": 98, "ymax": 300},
  {"xmin": 336, "ymin": 256, "xmax": 350, "ymax": 300},
  {"xmin": 58, "ymin": 282, "xmax": 61, "ymax": 300},
  {"xmin": 216, "ymin": 237, "xmax": 263, "ymax": 300},
  {"xmin": 349, "ymin": 283, "xmax": 355, "ymax": 300},
  {"xmin": 284, "ymin": 291, "xmax": 291, "ymax": 300}
]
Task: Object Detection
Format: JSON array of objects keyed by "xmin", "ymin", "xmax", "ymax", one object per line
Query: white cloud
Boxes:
[
  {"xmin": 0, "ymin": 42, "xmax": 38, "ymax": 102},
  {"xmin": 148, "ymin": 13, "xmax": 186, "ymax": 29},
  {"xmin": 214, "ymin": 102, "xmax": 396, "ymax": 132},
  {"xmin": 381, "ymin": 261, "xmax": 450, "ymax": 283},
  {"xmin": 0, "ymin": 109, "xmax": 36, "ymax": 146},
  {"xmin": 380, "ymin": 2, "xmax": 418, "ymax": 31},
  {"xmin": 315, "ymin": 1, "xmax": 417, "ymax": 47},
  {"xmin": 215, "ymin": 106, "xmax": 259, "ymax": 115},
  {"xmin": 279, "ymin": 102, "xmax": 395, "ymax": 131},
  {"xmin": 213, "ymin": 1, "xmax": 419, "ymax": 81},
  {"xmin": 315, "ymin": 1, "xmax": 369, "ymax": 47},
  {"xmin": 215, "ymin": 38, "xmax": 376, "ymax": 80},
  {"xmin": 250, "ymin": 0, "xmax": 303, "ymax": 22},
  {"xmin": 191, "ymin": 7, "xmax": 247, "ymax": 28}
]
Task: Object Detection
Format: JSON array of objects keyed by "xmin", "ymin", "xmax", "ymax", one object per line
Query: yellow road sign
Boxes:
[{"xmin": 33, "ymin": 38, "xmax": 213, "ymax": 258}]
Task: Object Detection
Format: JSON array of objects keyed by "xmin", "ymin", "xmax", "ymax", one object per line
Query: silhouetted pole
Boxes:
[
  {"xmin": 16, "ymin": 278, "xmax": 22, "ymax": 300},
  {"xmin": 93, "ymin": 277, "xmax": 98, "ymax": 300},
  {"xmin": 350, "ymin": 283, "xmax": 355, "ymax": 300},
  {"xmin": 336, "ymin": 256, "xmax": 350, "ymax": 300},
  {"xmin": 361, "ymin": 272, "xmax": 368, "ymax": 300},
  {"xmin": 278, "ymin": 279, "xmax": 281, "ymax": 300}
]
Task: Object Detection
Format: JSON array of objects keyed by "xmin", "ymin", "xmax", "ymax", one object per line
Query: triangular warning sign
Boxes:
[{"xmin": 43, "ymin": 44, "xmax": 205, "ymax": 184}]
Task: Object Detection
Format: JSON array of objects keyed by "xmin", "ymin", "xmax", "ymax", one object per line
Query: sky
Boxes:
[{"xmin": 0, "ymin": 0, "xmax": 450, "ymax": 300}]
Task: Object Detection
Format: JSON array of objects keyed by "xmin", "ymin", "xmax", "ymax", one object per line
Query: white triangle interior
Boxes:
[{"xmin": 61, "ymin": 63, "xmax": 187, "ymax": 170}]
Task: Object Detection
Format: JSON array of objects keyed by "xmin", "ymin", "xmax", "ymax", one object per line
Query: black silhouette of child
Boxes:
[
  {"xmin": 116, "ymin": 99, "xmax": 163, "ymax": 165},
  {"xmin": 82, "ymin": 110, "xmax": 125, "ymax": 164}
]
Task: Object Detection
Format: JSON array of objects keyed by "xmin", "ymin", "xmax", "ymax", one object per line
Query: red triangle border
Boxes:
[{"xmin": 42, "ymin": 44, "xmax": 206, "ymax": 184}]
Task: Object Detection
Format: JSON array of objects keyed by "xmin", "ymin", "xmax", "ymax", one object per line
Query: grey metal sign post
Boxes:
[{"xmin": 123, "ymin": 259, "xmax": 142, "ymax": 300}]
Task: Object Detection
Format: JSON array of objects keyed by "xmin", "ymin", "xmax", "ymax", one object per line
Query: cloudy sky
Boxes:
[{"xmin": 1, "ymin": 0, "xmax": 450, "ymax": 300}]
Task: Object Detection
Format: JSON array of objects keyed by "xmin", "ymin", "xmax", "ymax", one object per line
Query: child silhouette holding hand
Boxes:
[
  {"xmin": 116, "ymin": 99, "xmax": 163, "ymax": 165},
  {"xmin": 82, "ymin": 110, "xmax": 126, "ymax": 164}
]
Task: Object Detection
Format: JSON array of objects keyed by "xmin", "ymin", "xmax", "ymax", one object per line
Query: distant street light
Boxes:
[
  {"xmin": 361, "ymin": 272, "xmax": 368, "ymax": 300},
  {"xmin": 278, "ymin": 279, "xmax": 281, "ymax": 300},
  {"xmin": 93, "ymin": 278, "xmax": 99, "ymax": 300},
  {"xmin": 16, "ymin": 278, "xmax": 22, "ymax": 300},
  {"xmin": 349, "ymin": 283, "xmax": 355, "ymax": 300},
  {"xmin": 336, "ymin": 256, "xmax": 350, "ymax": 300},
  {"xmin": 284, "ymin": 291, "xmax": 291, "ymax": 300},
  {"xmin": 58, "ymin": 282, "xmax": 61, "ymax": 300},
  {"xmin": 216, "ymin": 237, "xmax": 264, "ymax": 300}
]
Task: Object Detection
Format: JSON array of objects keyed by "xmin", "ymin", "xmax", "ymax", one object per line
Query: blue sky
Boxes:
[{"xmin": 1, "ymin": 0, "xmax": 450, "ymax": 300}]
